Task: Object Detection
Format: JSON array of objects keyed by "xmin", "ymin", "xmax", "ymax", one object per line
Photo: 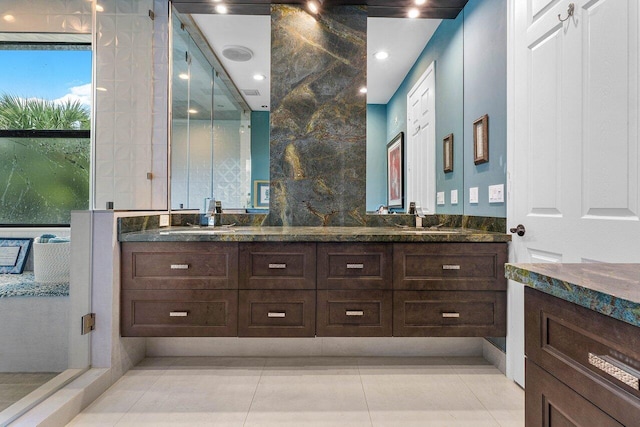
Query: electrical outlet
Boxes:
[
  {"xmin": 469, "ymin": 187, "xmax": 479, "ymax": 204},
  {"xmin": 159, "ymin": 214, "xmax": 170, "ymax": 227},
  {"xmin": 437, "ymin": 192, "xmax": 445, "ymax": 205},
  {"xmin": 451, "ymin": 190, "xmax": 458, "ymax": 204},
  {"xmin": 488, "ymin": 184, "xmax": 504, "ymax": 203}
]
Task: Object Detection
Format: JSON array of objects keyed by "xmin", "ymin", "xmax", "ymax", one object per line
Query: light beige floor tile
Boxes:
[
  {"xmin": 114, "ymin": 411, "xmax": 246, "ymax": 427},
  {"xmin": 369, "ymin": 410, "xmax": 499, "ymax": 427},
  {"xmin": 244, "ymin": 411, "xmax": 373, "ymax": 426}
]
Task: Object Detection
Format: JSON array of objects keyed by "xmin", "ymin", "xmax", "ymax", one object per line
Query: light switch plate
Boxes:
[
  {"xmin": 159, "ymin": 214, "xmax": 170, "ymax": 227},
  {"xmin": 437, "ymin": 192, "xmax": 445, "ymax": 205},
  {"xmin": 469, "ymin": 187, "xmax": 479, "ymax": 204},
  {"xmin": 451, "ymin": 190, "xmax": 458, "ymax": 205},
  {"xmin": 488, "ymin": 184, "xmax": 504, "ymax": 203}
]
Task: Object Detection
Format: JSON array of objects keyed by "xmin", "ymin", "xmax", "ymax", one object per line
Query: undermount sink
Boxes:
[
  {"xmin": 160, "ymin": 228, "xmax": 235, "ymax": 235},
  {"xmin": 401, "ymin": 229, "xmax": 460, "ymax": 234}
]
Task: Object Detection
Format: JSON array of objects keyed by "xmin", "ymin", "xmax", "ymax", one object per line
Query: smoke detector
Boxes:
[{"xmin": 222, "ymin": 45, "xmax": 253, "ymax": 62}]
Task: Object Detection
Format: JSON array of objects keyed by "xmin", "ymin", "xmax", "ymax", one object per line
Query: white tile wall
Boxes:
[{"xmin": 0, "ymin": 0, "xmax": 91, "ymax": 33}]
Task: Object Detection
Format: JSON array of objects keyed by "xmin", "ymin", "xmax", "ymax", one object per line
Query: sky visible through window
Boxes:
[{"xmin": 0, "ymin": 49, "xmax": 92, "ymax": 109}]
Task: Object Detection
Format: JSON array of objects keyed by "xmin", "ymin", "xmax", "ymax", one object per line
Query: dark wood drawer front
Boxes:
[
  {"xmin": 121, "ymin": 290, "xmax": 237, "ymax": 337},
  {"xmin": 240, "ymin": 243, "xmax": 316, "ymax": 289},
  {"xmin": 526, "ymin": 360, "xmax": 623, "ymax": 427},
  {"xmin": 238, "ymin": 290, "xmax": 315, "ymax": 337},
  {"xmin": 122, "ymin": 242, "xmax": 238, "ymax": 290},
  {"xmin": 317, "ymin": 243, "xmax": 392, "ymax": 290},
  {"xmin": 393, "ymin": 291, "xmax": 506, "ymax": 337},
  {"xmin": 525, "ymin": 288, "xmax": 640, "ymax": 426},
  {"xmin": 316, "ymin": 290, "xmax": 392, "ymax": 337},
  {"xmin": 393, "ymin": 243, "xmax": 507, "ymax": 291}
]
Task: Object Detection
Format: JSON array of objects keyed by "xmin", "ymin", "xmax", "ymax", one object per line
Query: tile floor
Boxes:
[
  {"xmin": 68, "ymin": 357, "xmax": 523, "ymax": 427},
  {"xmin": 0, "ymin": 373, "xmax": 58, "ymax": 412}
]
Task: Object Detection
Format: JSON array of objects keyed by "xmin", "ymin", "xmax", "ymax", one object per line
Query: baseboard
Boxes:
[{"xmin": 483, "ymin": 338, "xmax": 506, "ymax": 374}]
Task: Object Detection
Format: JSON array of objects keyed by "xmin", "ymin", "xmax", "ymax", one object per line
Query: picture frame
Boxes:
[
  {"xmin": 443, "ymin": 133, "xmax": 454, "ymax": 173},
  {"xmin": 253, "ymin": 180, "xmax": 270, "ymax": 208},
  {"xmin": 473, "ymin": 114, "xmax": 489, "ymax": 165},
  {"xmin": 386, "ymin": 132, "xmax": 404, "ymax": 209},
  {"xmin": 0, "ymin": 238, "xmax": 33, "ymax": 274}
]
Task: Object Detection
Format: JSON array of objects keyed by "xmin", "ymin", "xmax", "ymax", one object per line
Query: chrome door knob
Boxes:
[{"xmin": 510, "ymin": 224, "xmax": 526, "ymax": 236}]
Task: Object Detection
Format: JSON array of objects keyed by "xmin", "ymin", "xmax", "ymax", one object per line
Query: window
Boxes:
[{"xmin": 0, "ymin": 38, "xmax": 91, "ymax": 226}]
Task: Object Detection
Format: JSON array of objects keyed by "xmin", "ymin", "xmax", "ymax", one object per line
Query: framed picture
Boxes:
[
  {"xmin": 473, "ymin": 114, "xmax": 489, "ymax": 165},
  {"xmin": 443, "ymin": 133, "xmax": 454, "ymax": 173},
  {"xmin": 0, "ymin": 238, "xmax": 33, "ymax": 274},
  {"xmin": 386, "ymin": 132, "xmax": 404, "ymax": 209},
  {"xmin": 253, "ymin": 180, "xmax": 270, "ymax": 208}
]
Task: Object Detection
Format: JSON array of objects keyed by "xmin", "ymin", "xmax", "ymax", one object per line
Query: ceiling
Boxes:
[{"xmin": 184, "ymin": 11, "xmax": 447, "ymax": 110}]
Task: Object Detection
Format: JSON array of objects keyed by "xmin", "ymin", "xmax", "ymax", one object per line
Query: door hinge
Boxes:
[
  {"xmin": 148, "ymin": 9, "xmax": 155, "ymax": 20},
  {"xmin": 82, "ymin": 313, "xmax": 96, "ymax": 335}
]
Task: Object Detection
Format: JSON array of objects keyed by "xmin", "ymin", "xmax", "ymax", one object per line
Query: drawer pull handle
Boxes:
[
  {"xmin": 169, "ymin": 311, "xmax": 188, "ymax": 317},
  {"xmin": 170, "ymin": 264, "xmax": 189, "ymax": 270},
  {"xmin": 268, "ymin": 263, "xmax": 287, "ymax": 269},
  {"xmin": 346, "ymin": 310, "xmax": 364, "ymax": 316},
  {"xmin": 442, "ymin": 265, "xmax": 461, "ymax": 270},
  {"xmin": 268, "ymin": 312, "xmax": 286, "ymax": 318},
  {"xmin": 346, "ymin": 263, "xmax": 364, "ymax": 269},
  {"xmin": 588, "ymin": 353, "xmax": 640, "ymax": 390},
  {"xmin": 442, "ymin": 312, "xmax": 460, "ymax": 318}
]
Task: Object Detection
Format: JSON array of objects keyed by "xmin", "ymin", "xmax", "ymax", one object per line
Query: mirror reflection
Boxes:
[{"xmin": 170, "ymin": 8, "xmax": 464, "ymax": 215}]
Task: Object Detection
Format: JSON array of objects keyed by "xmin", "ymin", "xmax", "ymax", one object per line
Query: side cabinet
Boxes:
[
  {"xmin": 121, "ymin": 242, "xmax": 239, "ymax": 337},
  {"xmin": 316, "ymin": 243, "xmax": 393, "ymax": 337},
  {"xmin": 525, "ymin": 288, "xmax": 640, "ymax": 426},
  {"xmin": 392, "ymin": 243, "xmax": 507, "ymax": 337},
  {"xmin": 238, "ymin": 242, "xmax": 316, "ymax": 337}
]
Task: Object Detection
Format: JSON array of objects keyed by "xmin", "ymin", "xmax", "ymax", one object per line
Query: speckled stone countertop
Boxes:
[
  {"xmin": 119, "ymin": 226, "xmax": 511, "ymax": 243},
  {"xmin": 506, "ymin": 263, "xmax": 640, "ymax": 328}
]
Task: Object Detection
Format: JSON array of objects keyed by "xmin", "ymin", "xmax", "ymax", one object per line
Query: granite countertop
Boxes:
[
  {"xmin": 505, "ymin": 263, "xmax": 640, "ymax": 328},
  {"xmin": 119, "ymin": 226, "xmax": 511, "ymax": 243}
]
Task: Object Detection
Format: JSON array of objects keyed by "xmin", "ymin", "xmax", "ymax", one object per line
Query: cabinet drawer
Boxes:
[
  {"xmin": 238, "ymin": 290, "xmax": 315, "ymax": 337},
  {"xmin": 122, "ymin": 242, "xmax": 238, "ymax": 290},
  {"xmin": 121, "ymin": 290, "xmax": 237, "ymax": 337},
  {"xmin": 393, "ymin": 243, "xmax": 507, "ymax": 291},
  {"xmin": 525, "ymin": 288, "xmax": 640, "ymax": 426},
  {"xmin": 393, "ymin": 291, "xmax": 506, "ymax": 337},
  {"xmin": 239, "ymin": 243, "xmax": 316, "ymax": 289},
  {"xmin": 316, "ymin": 290, "xmax": 392, "ymax": 337},
  {"xmin": 317, "ymin": 243, "xmax": 392, "ymax": 290},
  {"xmin": 526, "ymin": 360, "xmax": 623, "ymax": 427}
]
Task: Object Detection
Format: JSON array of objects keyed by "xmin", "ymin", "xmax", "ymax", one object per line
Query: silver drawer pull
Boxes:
[
  {"xmin": 268, "ymin": 263, "xmax": 287, "ymax": 269},
  {"xmin": 588, "ymin": 353, "xmax": 640, "ymax": 390},
  {"xmin": 170, "ymin": 264, "xmax": 189, "ymax": 270},
  {"xmin": 346, "ymin": 310, "xmax": 364, "ymax": 316},
  {"xmin": 268, "ymin": 312, "xmax": 286, "ymax": 318},
  {"xmin": 442, "ymin": 312, "xmax": 460, "ymax": 318},
  {"xmin": 169, "ymin": 311, "xmax": 188, "ymax": 317},
  {"xmin": 346, "ymin": 263, "xmax": 364, "ymax": 269},
  {"xmin": 442, "ymin": 265, "xmax": 461, "ymax": 270}
]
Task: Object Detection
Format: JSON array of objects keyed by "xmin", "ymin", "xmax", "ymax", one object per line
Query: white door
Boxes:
[
  {"xmin": 508, "ymin": 0, "xmax": 640, "ymax": 386},
  {"xmin": 407, "ymin": 62, "xmax": 436, "ymax": 214}
]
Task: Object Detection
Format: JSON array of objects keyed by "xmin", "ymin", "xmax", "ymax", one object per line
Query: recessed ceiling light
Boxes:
[
  {"xmin": 95, "ymin": 4, "xmax": 104, "ymax": 12},
  {"xmin": 253, "ymin": 74, "xmax": 266, "ymax": 81},
  {"xmin": 188, "ymin": 109, "xmax": 198, "ymax": 114},
  {"xmin": 215, "ymin": 4, "xmax": 228, "ymax": 14},
  {"xmin": 307, "ymin": 1, "xmax": 320, "ymax": 14},
  {"xmin": 415, "ymin": 0, "xmax": 427, "ymax": 5},
  {"xmin": 407, "ymin": 8, "xmax": 420, "ymax": 18},
  {"xmin": 96, "ymin": 87, "xmax": 107, "ymax": 92},
  {"xmin": 178, "ymin": 73, "xmax": 189, "ymax": 80},
  {"xmin": 374, "ymin": 51, "xmax": 389, "ymax": 60},
  {"xmin": 360, "ymin": 87, "xmax": 368, "ymax": 94},
  {"xmin": 3, "ymin": 14, "xmax": 16, "ymax": 22},
  {"xmin": 213, "ymin": 0, "xmax": 222, "ymax": 2}
]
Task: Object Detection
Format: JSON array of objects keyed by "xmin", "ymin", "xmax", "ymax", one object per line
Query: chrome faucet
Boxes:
[{"xmin": 204, "ymin": 197, "xmax": 216, "ymax": 227}]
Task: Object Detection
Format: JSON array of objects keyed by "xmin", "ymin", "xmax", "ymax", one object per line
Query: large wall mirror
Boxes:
[{"xmin": 170, "ymin": 5, "xmax": 464, "ymax": 215}]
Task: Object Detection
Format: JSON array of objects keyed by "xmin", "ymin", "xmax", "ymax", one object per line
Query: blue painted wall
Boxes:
[
  {"xmin": 251, "ymin": 111, "xmax": 270, "ymax": 206},
  {"xmin": 463, "ymin": 0, "xmax": 507, "ymax": 218},
  {"xmin": 366, "ymin": 104, "xmax": 388, "ymax": 211}
]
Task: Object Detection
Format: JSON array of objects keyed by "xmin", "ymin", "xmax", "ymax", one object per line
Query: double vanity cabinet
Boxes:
[{"xmin": 120, "ymin": 227, "xmax": 509, "ymax": 339}]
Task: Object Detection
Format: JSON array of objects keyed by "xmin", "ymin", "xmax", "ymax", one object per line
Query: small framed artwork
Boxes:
[
  {"xmin": 387, "ymin": 132, "xmax": 404, "ymax": 209},
  {"xmin": 253, "ymin": 180, "xmax": 270, "ymax": 208},
  {"xmin": 0, "ymin": 238, "xmax": 33, "ymax": 274},
  {"xmin": 443, "ymin": 133, "xmax": 454, "ymax": 173},
  {"xmin": 473, "ymin": 114, "xmax": 489, "ymax": 165}
]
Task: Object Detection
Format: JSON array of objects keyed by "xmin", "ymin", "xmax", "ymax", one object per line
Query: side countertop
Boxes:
[
  {"xmin": 118, "ymin": 226, "xmax": 511, "ymax": 243},
  {"xmin": 505, "ymin": 263, "xmax": 640, "ymax": 328}
]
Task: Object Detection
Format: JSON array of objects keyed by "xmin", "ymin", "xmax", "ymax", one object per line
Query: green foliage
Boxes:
[{"xmin": 0, "ymin": 93, "xmax": 90, "ymax": 130}]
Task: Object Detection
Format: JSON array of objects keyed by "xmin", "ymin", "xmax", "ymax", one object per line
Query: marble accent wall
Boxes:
[{"xmin": 268, "ymin": 5, "xmax": 367, "ymax": 226}]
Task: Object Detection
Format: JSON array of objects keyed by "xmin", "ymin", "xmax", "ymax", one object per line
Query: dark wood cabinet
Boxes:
[
  {"xmin": 316, "ymin": 290, "xmax": 392, "ymax": 337},
  {"xmin": 238, "ymin": 289, "xmax": 316, "ymax": 337},
  {"xmin": 239, "ymin": 242, "xmax": 316, "ymax": 290},
  {"xmin": 317, "ymin": 243, "xmax": 392, "ymax": 290},
  {"xmin": 525, "ymin": 288, "xmax": 640, "ymax": 426}
]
